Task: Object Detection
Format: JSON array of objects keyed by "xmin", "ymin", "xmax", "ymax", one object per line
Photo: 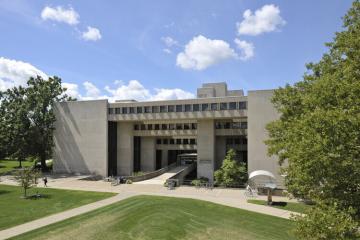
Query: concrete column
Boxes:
[
  {"xmin": 161, "ymin": 150, "xmax": 168, "ymax": 167},
  {"xmin": 197, "ymin": 119, "xmax": 215, "ymax": 183},
  {"xmin": 117, "ymin": 122, "xmax": 133, "ymax": 175},
  {"xmin": 215, "ymin": 137, "xmax": 226, "ymax": 170},
  {"xmin": 140, "ymin": 137, "xmax": 156, "ymax": 172}
]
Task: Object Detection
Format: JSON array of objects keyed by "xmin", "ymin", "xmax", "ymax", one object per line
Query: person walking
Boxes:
[{"xmin": 43, "ymin": 176, "xmax": 48, "ymax": 187}]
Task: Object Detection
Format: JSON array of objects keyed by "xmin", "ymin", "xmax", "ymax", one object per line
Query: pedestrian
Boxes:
[{"xmin": 43, "ymin": 176, "xmax": 48, "ymax": 187}]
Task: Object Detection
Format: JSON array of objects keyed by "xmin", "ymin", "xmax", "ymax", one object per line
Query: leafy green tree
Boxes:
[
  {"xmin": 266, "ymin": 1, "xmax": 360, "ymax": 238},
  {"xmin": 0, "ymin": 76, "xmax": 73, "ymax": 170},
  {"xmin": 14, "ymin": 168, "xmax": 40, "ymax": 198},
  {"xmin": 214, "ymin": 149, "xmax": 247, "ymax": 187}
]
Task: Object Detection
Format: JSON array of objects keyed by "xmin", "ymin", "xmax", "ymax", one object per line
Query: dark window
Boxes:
[
  {"xmin": 137, "ymin": 107, "xmax": 143, "ymax": 113},
  {"xmin": 154, "ymin": 124, "xmax": 160, "ymax": 130},
  {"xmin": 242, "ymin": 137, "xmax": 248, "ymax": 145},
  {"xmin": 176, "ymin": 105, "xmax": 183, "ymax": 112},
  {"xmin": 115, "ymin": 108, "xmax": 121, "ymax": 114},
  {"xmin": 241, "ymin": 122, "xmax": 248, "ymax": 129},
  {"xmin": 211, "ymin": 103, "xmax": 218, "ymax": 111},
  {"xmin": 176, "ymin": 123, "xmax": 182, "ymax": 130},
  {"xmin": 140, "ymin": 124, "xmax": 146, "ymax": 130},
  {"xmin": 184, "ymin": 123, "xmax": 190, "ymax": 130},
  {"xmin": 169, "ymin": 139, "xmax": 175, "ymax": 144},
  {"xmin": 108, "ymin": 108, "xmax": 114, "ymax": 114},
  {"xmin": 163, "ymin": 139, "xmax": 168, "ymax": 144},
  {"xmin": 220, "ymin": 102, "xmax": 228, "ymax": 110},
  {"xmin": 183, "ymin": 139, "xmax": 189, "ymax": 144},
  {"xmin": 168, "ymin": 105, "xmax": 174, "ymax": 112},
  {"xmin": 129, "ymin": 107, "xmax": 135, "ymax": 113},
  {"xmin": 122, "ymin": 107, "xmax": 128, "ymax": 114},
  {"xmin": 193, "ymin": 104, "xmax": 200, "ymax": 111},
  {"xmin": 144, "ymin": 106, "xmax": 151, "ymax": 113},
  {"xmin": 190, "ymin": 139, "xmax": 196, "ymax": 145},
  {"xmin": 229, "ymin": 102, "xmax": 237, "ymax": 110},
  {"xmin": 232, "ymin": 122, "xmax": 241, "ymax": 129},
  {"xmin": 169, "ymin": 124, "xmax": 175, "ymax": 130},
  {"xmin": 215, "ymin": 122, "xmax": 222, "ymax": 129},
  {"xmin": 234, "ymin": 138, "xmax": 241, "ymax": 145},
  {"xmin": 201, "ymin": 103, "xmax": 209, "ymax": 111},
  {"xmin": 161, "ymin": 124, "xmax": 168, "ymax": 130},
  {"xmin": 160, "ymin": 106, "xmax": 166, "ymax": 113},
  {"xmin": 191, "ymin": 123, "xmax": 197, "ymax": 130},
  {"xmin": 134, "ymin": 124, "xmax": 139, "ymax": 130},
  {"xmin": 224, "ymin": 122, "xmax": 231, "ymax": 129},
  {"xmin": 152, "ymin": 106, "xmax": 159, "ymax": 113},
  {"xmin": 147, "ymin": 124, "xmax": 153, "ymax": 130},
  {"xmin": 156, "ymin": 139, "xmax": 162, "ymax": 144},
  {"xmin": 176, "ymin": 139, "xmax": 182, "ymax": 144},
  {"xmin": 239, "ymin": 101, "xmax": 247, "ymax": 109},
  {"xmin": 184, "ymin": 104, "xmax": 191, "ymax": 112},
  {"xmin": 226, "ymin": 138, "xmax": 234, "ymax": 145}
]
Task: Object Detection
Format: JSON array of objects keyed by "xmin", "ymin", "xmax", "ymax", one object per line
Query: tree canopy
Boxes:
[
  {"xmin": 266, "ymin": 1, "xmax": 360, "ymax": 238},
  {"xmin": 0, "ymin": 76, "xmax": 73, "ymax": 170}
]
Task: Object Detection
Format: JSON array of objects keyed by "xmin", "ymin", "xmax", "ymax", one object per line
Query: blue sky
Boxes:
[{"xmin": 0, "ymin": 0, "xmax": 353, "ymax": 101}]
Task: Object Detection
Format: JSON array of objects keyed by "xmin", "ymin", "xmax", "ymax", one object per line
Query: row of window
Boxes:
[
  {"xmin": 156, "ymin": 138, "xmax": 197, "ymax": 145},
  {"xmin": 134, "ymin": 123, "xmax": 197, "ymax": 131},
  {"xmin": 215, "ymin": 121, "xmax": 247, "ymax": 129},
  {"xmin": 109, "ymin": 101, "xmax": 247, "ymax": 115},
  {"xmin": 226, "ymin": 137, "xmax": 248, "ymax": 145}
]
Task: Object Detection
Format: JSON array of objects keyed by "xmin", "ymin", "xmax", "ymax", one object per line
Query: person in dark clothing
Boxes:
[{"xmin": 43, "ymin": 177, "xmax": 48, "ymax": 187}]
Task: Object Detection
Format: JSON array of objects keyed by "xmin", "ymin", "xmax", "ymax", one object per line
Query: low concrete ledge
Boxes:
[{"xmin": 125, "ymin": 163, "xmax": 177, "ymax": 182}]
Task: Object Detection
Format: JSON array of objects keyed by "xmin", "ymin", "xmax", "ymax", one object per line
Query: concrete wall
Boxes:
[
  {"xmin": 140, "ymin": 137, "xmax": 156, "ymax": 172},
  {"xmin": 247, "ymin": 90, "xmax": 283, "ymax": 187},
  {"xmin": 215, "ymin": 137, "xmax": 226, "ymax": 169},
  {"xmin": 117, "ymin": 122, "xmax": 133, "ymax": 175},
  {"xmin": 197, "ymin": 119, "xmax": 215, "ymax": 182},
  {"xmin": 53, "ymin": 100, "xmax": 108, "ymax": 176}
]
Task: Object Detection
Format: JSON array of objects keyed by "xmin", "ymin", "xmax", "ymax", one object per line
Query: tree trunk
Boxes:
[
  {"xmin": 18, "ymin": 158, "xmax": 22, "ymax": 168},
  {"xmin": 40, "ymin": 152, "xmax": 47, "ymax": 172}
]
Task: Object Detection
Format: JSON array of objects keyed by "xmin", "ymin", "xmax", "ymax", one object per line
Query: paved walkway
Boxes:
[
  {"xmin": 134, "ymin": 165, "xmax": 189, "ymax": 185},
  {"xmin": 0, "ymin": 175, "xmax": 300, "ymax": 239}
]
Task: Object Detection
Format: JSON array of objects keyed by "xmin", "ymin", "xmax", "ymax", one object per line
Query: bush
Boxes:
[
  {"xmin": 214, "ymin": 149, "xmax": 247, "ymax": 187},
  {"xmin": 125, "ymin": 179, "xmax": 132, "ymax": 184},
  {"xmin": 293, "ymin": 202, "xmax": 360, "ymax": 240},
  {"xmin": 191, "ymin": 177, "xmax": 209, "ymax": 187}
]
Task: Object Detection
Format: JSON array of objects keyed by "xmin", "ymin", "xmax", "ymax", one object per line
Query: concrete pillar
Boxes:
[
  {"xmin": 117, "ymin": 122, "xmax": 133, "ymax": 175},
  {"xmin": 161, "ymin": 150, "xmax": 168, "ymax": 167},
  {"xmin": 197, "ymin": 119, "xmax": 215, "ymax": 183},
  {"xmin": 140, "ymin": 137, "xmax": 156, "ymax": 172},
  {"xmin": 215, "ymin": 137, "xmax": 226, "ymax": 170}
]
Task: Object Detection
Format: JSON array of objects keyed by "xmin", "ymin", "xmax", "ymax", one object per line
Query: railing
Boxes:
[
  {"xmin": 166, "ymin": 163, "xmax": 196, "ymax": 186},
  {"xmin": 124, "ymin": 163, "xmax": 177, "ymax": 182}
]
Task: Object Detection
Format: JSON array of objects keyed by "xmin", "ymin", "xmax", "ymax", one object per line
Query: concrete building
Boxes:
[{"xmin": 53, "ymin": 82, "xmax": 282, "ymax": 185}]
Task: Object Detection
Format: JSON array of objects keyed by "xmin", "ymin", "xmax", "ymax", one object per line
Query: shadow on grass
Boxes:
[
  {"xmin": 0, "ymin": 190, "xmax": 11, "ymax": 195},
  {"xmin": 271, "ymin": 201, "xmax": 288, "ymax": 207},
  {"xmin": 25, "ymin": 194, "xmax": 52, "ymax": 200}
]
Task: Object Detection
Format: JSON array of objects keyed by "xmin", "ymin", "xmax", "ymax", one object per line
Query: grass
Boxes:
[
  {"xmin": 0, "ymin": 159, "xmax": 34, "ymax": 175},
  {"xmin": 0, "ymin": 184, "xmax": 116, "ymax": 230},
  {"xmin": 247, "ymin": 199, "xmax": 311, "ymax": 214},
  {"xmin": 12, "ymin": 195, "xmax": 296, "ymax": 240}
]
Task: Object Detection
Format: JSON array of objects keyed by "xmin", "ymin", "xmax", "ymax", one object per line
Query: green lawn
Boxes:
[
  {"xmin": 0, "ymin": 184, "xmax": 116, "ymax": 230},
  {"xmin": 13, "ymin": 195, "xmax": 296, "ymax": 240},
  {"xmin": 247, "ymin": 199, "xmax": 311, "ymax": 214},
  {"xmin": 0, "ymin": 160, "xmax": 34, "ymax": 175}
]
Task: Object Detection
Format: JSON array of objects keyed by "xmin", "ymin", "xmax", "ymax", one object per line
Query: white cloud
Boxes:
[
  {"xmin": 161, "ymin": 36, "xmax": 178, "ymax": 47},
  {"xmin": 234, "ymin": 38, "xmax": 254, "ymax": 60},
  {"xmin": 41, "ymin": 6, "xmax": 79, "ymax": 25},
  {"xmin": 83, "ymin": 81, "xmax": 101, "ymax": 99},
  {"xmin": 62, "ymin": 82, "xmax": 80, "ymax": 99},
  {"xmin": 237, "ymin": 4, "xmax": 286, "ymax": 36},
  {"xmin": 0, "ymin": 57, "xmax": 48, "ymax": 91},
  {"xmin": 82, "ymin": 26, "xmax": 102, "ymax": 41},
  {"xmin": 163, "ymin": 48, "xmax": 172, "ymax": 54},
  {"xmin": 150, "ymin": 88, "xmax": 195, "ymax": 101},
  {"xmin": 176, "ymin": 35, "xmax": 237, "ymax": 70}
]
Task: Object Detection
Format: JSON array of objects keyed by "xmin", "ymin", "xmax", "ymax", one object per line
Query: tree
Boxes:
[
  {"xmin": 14, "ymin": 168, "xmax": 40, "ymax": 198},
  {"xmin": 0, "ymin": 76, "xmax": 73, "ymax": 170},
  {"xmin": 266, "ymin": 1, "xmax": 360, "ymax": 238},
  {"xmin": 214, "ymin": 149, "xmax": 247, "ymax": 187}
]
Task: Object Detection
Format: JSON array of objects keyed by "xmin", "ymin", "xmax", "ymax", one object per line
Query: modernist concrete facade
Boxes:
[{"xmin": 53, "ymin": 82, "xmax": 282, "ymax": 186}]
